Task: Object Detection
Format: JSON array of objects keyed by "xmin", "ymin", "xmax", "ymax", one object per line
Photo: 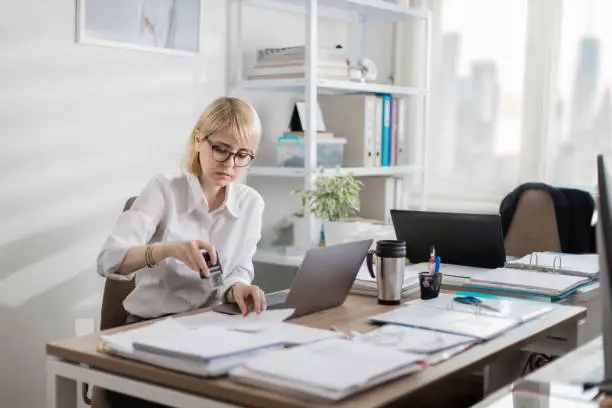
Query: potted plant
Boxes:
[
  {"xmin": 293, "ymin": 168, "xmax": 363, "ymax": 247},
  {"xmin": 289, "ymin": 194, "xmax": 320, "ymax": 251}
]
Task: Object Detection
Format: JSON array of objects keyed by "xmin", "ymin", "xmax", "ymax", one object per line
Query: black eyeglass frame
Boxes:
[{"xmin": 203, "ymin": 136, "xmax": 255, "ymax": 167}]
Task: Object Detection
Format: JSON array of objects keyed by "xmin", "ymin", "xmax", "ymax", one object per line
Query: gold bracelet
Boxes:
[{"xmin": 145, "ymin": 245, "xmax": 156, "ymax": 268}]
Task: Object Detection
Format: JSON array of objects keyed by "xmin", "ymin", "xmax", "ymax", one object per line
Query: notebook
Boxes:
[
  {"xmin": 230, "ymin": 338, "xmax": 424, "ymax": 402},
  {"xmin": 369, "ymin": 303, "xmax": 520, "ymax": 340},
  {"xmin": 466, "ymin": 267, "xmax": 592, "ymax": 298},
  {"xmin": 505, "ymin": 252, "xmax": 599, "ymax": 278}
]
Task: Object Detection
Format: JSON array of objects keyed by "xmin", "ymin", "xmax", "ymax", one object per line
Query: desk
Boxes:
[
  {"xmin": 472, "ymin": 336, "xmax": 604, "ymax": 407},
  {"xmin": 47, "ymin": 294, "xmax": 586, "ymax": 408}
]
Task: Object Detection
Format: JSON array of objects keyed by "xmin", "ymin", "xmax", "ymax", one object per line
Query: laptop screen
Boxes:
[{"xmin": 390, "ymin": 209, "xmax": 506, "ymax": 269}]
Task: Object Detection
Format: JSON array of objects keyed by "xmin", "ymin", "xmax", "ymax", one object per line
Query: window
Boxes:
[
  {"xmin": 548, "ymin": 0, "xmax": 612, "ymax": 187},
  {"xmin": 428, "ymin": 0, "xmax": 527, "ymax": 200},
  {"xmin": 400, "ymin": 0, "xmax": 603, "ymax": 211}
]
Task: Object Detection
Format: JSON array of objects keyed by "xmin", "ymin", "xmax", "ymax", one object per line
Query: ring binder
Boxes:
[
  {"xmin": 529, "ymin": 253, "xmax": 539, "ymax": 269},
  {"xmin": 507, "ymin": 252, "xmax": 597, "ymax": 278}
]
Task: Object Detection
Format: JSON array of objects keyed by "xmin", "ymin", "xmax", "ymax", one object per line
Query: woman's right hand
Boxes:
[{"xmin": 162, "ymin": 240, "xmax": 217, "ymax": 277}]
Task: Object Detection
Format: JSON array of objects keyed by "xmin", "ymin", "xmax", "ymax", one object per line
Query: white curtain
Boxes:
[{"xmin": 395, "ymin": 0, "xmax": 612, "ymax": 211}]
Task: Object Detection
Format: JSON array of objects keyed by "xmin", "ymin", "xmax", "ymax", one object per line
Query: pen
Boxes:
[
  {"xmin": 435, "ymin": 256, "xmax": 441, "ymax": 273},
  {"xmin": 428, "ymin": 246, "xmax": 436, "ymax": 273}
]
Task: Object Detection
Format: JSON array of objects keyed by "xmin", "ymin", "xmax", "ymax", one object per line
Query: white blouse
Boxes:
[{"xmin": 96, "ymin": 171, "xmax": 264, "ymax": 318}]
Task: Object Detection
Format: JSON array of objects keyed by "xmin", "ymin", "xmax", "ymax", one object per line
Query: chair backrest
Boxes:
[
  {"xmin": 503, "ymin": 189, "xmax": 562, "ymax": 257},
  {"xmin": 98, "ymin": 196, "xmax": 138, "ymax": 331},
  {"xmin": 558, "ymin": 187, "xmax": 597, "ymax": 253}
]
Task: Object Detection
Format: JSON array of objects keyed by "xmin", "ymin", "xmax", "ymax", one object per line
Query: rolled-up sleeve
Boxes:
[
  {"xmin": 97, "ymin": 176, "xmax": 166, "ymax": 281},
  {"xmin": 218, "ymin": 195, "xmax": 265, "ymax": 300}
]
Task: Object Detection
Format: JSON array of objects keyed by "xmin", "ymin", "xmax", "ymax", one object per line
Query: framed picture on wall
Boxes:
[{"xmin": 76, "ymin": 0, "xmax": 202, "ymax": 55}]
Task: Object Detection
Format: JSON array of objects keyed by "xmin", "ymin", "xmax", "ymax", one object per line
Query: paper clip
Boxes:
[
  {"xmin": 448, "ymin": 297, "xmax": 483, "ymax": 315},
  {"xmin": 529, "ymin": 253, "xmax": 539, "ymax": 269},
  {"xmin": 553, "ymin": 255, "xmax": 563, "ymax": 270}
]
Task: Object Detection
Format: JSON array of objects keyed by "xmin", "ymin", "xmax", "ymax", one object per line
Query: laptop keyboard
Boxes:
[{"xmin": 266, "ymin": 292, "xmax": 288, "ymax": 308}]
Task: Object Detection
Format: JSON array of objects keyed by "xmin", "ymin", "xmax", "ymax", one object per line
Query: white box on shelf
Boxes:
[{"xmin": 276, "ymin": 135, "xmax": 347, "ymax": 168}]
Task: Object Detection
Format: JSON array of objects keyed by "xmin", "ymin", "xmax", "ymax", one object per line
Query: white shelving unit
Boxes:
[{"xmin": 227, "ymin": 0, "xmax": 431, "ymax": 266}]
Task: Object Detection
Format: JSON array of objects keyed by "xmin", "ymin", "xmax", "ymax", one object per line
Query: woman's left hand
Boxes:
[{"xmin": 232, "ymin": 283, "xmax": 266, "ymax": 316}]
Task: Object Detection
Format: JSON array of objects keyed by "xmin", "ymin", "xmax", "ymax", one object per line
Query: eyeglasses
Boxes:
[{"xmin": 203, "ymin": 137, "xmax": 255, "ymax": 167}]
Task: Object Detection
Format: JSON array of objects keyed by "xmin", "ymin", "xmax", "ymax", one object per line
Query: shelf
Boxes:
[
  {"xmin": 244, "ymin": 0, "xmax": 430, "ymax": 23},
  {"xmin": 253, "ymin": 246, "xmax": 304, "ymax": 267},
  {"xmin": 248, "ymin": 165, "xmax": 423, "ymax": 177},
  {"xmin": 239, "ymin": 78, "xmax": 425, "ymax": 97}
]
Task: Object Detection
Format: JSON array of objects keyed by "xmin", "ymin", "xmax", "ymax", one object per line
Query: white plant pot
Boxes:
[
  {"xmin": 292, "ymin": 216, "xmax": 322, "ymax": 251},
  {"xmin": 323, "ymin": 220, "xmax": 361, "ymax": 247}
]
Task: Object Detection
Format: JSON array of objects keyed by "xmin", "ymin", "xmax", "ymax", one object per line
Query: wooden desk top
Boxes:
[{"xmin": 47, "ymin": 294, "xmax": 586, "ymax": 408}]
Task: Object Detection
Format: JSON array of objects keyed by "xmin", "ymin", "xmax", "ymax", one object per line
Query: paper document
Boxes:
[
  {"xmin": 100, "ymin": 319, "xmax": 279, "ymax": 377},
  {"xmin": 230, "ymin": 338, "xmax": 424, "ymax": 401},
  {"xmin": 369, "ymin": 304, "xmax": 519, "ymax": 340},
  {"xmin": 230, "ymin": 322, "xmax": 343, "ymax": 345},
  {"xmin": 407, "ymin": 292, "xmax": 556, "ymax": 323},
  {"xmin": 131, "ymin": 324, "xmax": 284, "ymax": 361},
  {"xmin": 467, "ymin": 268, "xmax": 591, "ymax": 297},
  {"xmin": 354, "ymin": 324, "xmax": 477, "ymax": 354},
  {"xmin": 173, "ymin": 308, "xmax": 295, "ymax": 330}
]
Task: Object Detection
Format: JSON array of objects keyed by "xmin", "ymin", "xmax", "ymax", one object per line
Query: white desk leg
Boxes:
[{"xmin": 47, "ymin": 358, "xmax": 77, "ymax": 408}]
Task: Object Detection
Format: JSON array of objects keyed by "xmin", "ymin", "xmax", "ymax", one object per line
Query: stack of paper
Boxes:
[
  {"xmin": 229, "ymin": 322, "xmax": 344, "ymax": 345},
  {"xmin": 351, "ymin": 263, "xmax": 420, "ymax": 297},
  {"xmin": 466, "ymin": 268, "xmax": 592, "ymax": 298},
  {"xmin": 505, "ymin": 252, "xmax": 599, "ymax": 278},
  {"xmin": 230, "ymin": 338, "xmax": 424, "ymax": 402},
  {"xmin": 101, "ymin": 319, "xmax": 284, "ymax": 377},
  {"xmin": 369, "ymin": 303, "xmax": 520, "ymax": 340},
  {"xmin": 172, "ymin": 308, "xmax": 295, "ymax": 330}
]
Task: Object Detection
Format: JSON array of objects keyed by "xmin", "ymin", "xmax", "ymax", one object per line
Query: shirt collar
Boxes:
[{"xmin": 186, "ymin": 173, "xmax": 240, "ymax": 219}]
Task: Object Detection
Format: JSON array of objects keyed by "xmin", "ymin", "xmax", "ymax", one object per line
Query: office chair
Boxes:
[
  {"xmin": 500, "ymin": 186, "xmax": 563, "ymax": 375},
  {"xmin": 85, "ymin": 196, "xmax": 138, "ymax": 408},
  {"xmin": 503, "ymin": 189, "xmax": 562, "ymax": 257}
]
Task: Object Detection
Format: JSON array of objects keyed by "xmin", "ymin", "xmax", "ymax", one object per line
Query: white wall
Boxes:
[
  {"xmin": 0, "ymin": 1, "xmax": 395, "ymax": 406},
  {"xmin": 0, "ymin": 1, "xmax": 226, "ymax": 406}
]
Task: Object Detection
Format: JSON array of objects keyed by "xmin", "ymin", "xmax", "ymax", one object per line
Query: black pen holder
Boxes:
[{"xmin": 418, "ymin": 272, "xmax": 443, "ymax": 300}]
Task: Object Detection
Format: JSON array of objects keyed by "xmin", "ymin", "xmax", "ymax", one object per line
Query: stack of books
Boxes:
[{"xmin": 248, "ymin": 45, "xmax": 354, "ymax": 80}]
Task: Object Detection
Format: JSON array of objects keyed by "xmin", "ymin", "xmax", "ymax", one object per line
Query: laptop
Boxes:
[
  {"xmin": 214, "ymin": 239, "xmax": 373, "ymax": 319},
  {"xmin": 390, "ymin": 209, "xmax": 506, "ymax": 269}
]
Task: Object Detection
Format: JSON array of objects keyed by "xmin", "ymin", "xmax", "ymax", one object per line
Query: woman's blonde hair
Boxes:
[{"xmin": 185, "ymin": 97, "xmax": 262, "ymax": 177}]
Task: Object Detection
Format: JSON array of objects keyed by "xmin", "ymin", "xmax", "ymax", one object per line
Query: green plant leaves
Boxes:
[{"xmin": 291, "ymin": 168, "xmax": 363, "ymax": 221}]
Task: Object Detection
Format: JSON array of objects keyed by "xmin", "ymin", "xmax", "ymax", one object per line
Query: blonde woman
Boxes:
[{"xmin": 97, "ymin": 97, "xmax": 266, "ymax": 325}]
